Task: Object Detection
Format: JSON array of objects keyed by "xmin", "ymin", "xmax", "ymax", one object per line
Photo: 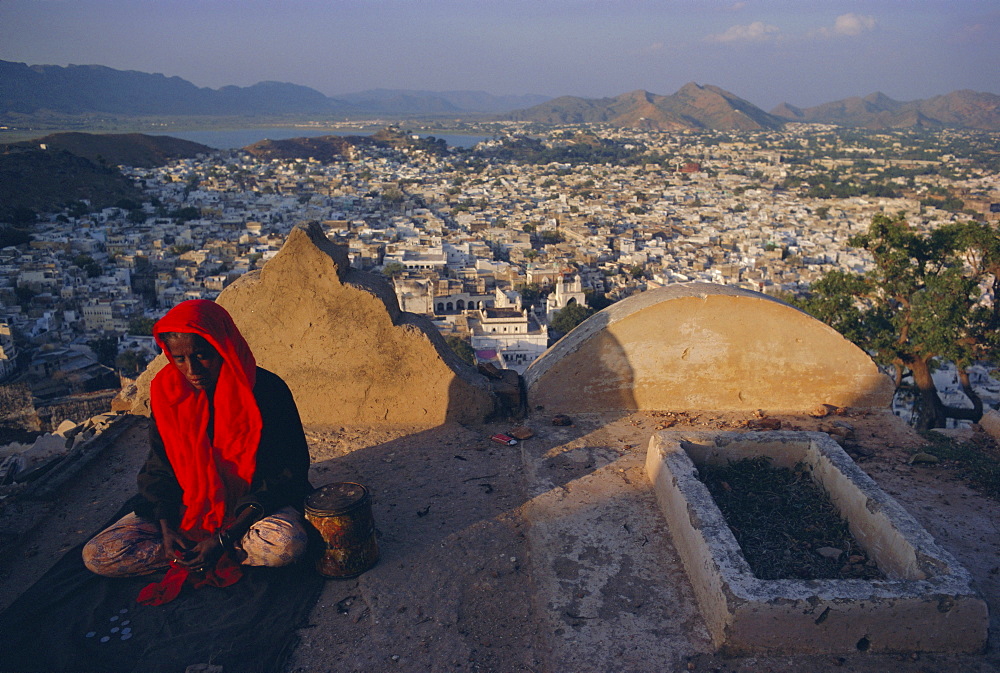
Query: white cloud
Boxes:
[
  {"xmin": 814, "ymin": 13, "xmax": 876, "ymax": 38},
  {"xmin": 706, "ymin": 21, "xmax": 779, "ymax": 43},
  {"xmin": 834, "ymin": 13, "xmax": 876, "ymax": 35}
]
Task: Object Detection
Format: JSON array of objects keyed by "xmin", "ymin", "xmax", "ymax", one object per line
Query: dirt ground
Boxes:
[{"xmin": 0, "ymin": 409, "xmax": 997, "ymax": 673}]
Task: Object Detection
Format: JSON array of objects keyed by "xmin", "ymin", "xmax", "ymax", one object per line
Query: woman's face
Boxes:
[{"xmin": 163, "ymin": 333, "xmax": 223, "ymax": 393}]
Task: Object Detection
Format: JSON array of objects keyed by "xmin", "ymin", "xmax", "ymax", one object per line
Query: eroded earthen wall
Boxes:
[{"xmin": 121, "ymin": 222, "xmax": 495, "ymax": 428}]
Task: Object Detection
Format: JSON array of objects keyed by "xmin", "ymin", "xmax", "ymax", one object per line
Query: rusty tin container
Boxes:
[{"xmin": 304, "ymin": 482, "xmax": 379, "ymax": 579}]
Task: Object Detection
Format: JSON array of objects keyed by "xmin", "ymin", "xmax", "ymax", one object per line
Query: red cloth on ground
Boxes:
[
  {"xmin": 150, "ymin": 299, "xmax": 262, "ymax": 537},
  {"xmin": 137, "ymin": 555, "xmax": 243, "ymax": 607}
]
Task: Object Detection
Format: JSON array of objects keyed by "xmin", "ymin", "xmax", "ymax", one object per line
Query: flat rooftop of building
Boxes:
[{"xmin": 0, "ymin": 409, "xmax": 998, "ymax": 673}]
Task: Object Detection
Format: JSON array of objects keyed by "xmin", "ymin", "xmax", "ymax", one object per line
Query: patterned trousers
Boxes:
[{"xmin": 82, "ymin": 506, "xmax": 309, "ymax": 578}]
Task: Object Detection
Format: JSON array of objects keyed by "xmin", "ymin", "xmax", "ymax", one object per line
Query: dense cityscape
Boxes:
[{"xmin": 2, "ymin": 122, "xmax": 999, "ymax": 415}]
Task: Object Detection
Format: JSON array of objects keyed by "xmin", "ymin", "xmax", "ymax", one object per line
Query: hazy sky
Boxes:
[{"xmin": 1, "ymin": 0, "xmax": 998, "ymax": 109}]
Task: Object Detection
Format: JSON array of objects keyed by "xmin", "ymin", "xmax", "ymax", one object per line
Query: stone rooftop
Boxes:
[{"xmin": 0, "ymin": 409, "xmax": 997, "ymax": 673}]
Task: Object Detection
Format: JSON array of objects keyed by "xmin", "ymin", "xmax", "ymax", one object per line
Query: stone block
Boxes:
[
  {"xmin": 977, "ymin": 408, "xmax": 1000, "ymax": 444},
  {"xmin": 645, "ymin": 430, "xmax": 988, "ymax": 655}
]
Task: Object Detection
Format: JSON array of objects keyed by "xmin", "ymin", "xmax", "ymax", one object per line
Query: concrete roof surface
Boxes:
[{"xmin": 0, "ymin": 410, "xmax": 997, "ymax": 673}]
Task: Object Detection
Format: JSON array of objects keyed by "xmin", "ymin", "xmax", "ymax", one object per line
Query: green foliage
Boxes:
[
  {"xmin": 0, "ymin": 227, "xmax": 32, "ymax": 248},
  {"xmin": 381, "ymin": 261, "xmax": 406, "ymax": 278},
  {"xmin": 14, "ymin": 285, "xmax": 37, "ymax": 307},
  {"xmin": 916, "ymin": 432, "xmax": 1000, "ymax": 500},
  {"xmin": 795, "ymin": 213, "xmax": 1000, "ymax": 429},
  {"xmin": 445, "ymin": 336, "xmax": 476, "ymax": 366},
  {"xmin": 538, "ymin": 230, "xmax": 564, "ymax": 245},
  {"xmin": 171, "ymin": 206, "xmax": 200, "ymax": 223},
  {"xmin": 476, "ymin": 135, "xmax": 650, "ymax": 166},
  {"xmin": 88, "ymin": 337, "xmax": 119, "ymax": 367},
  {"xmin": 115, "ymin": 349, "xmax": 147, "ymax": 376},
  {"xmin": 127, "ymin": 316, "xmax": 156, "ymax": 336},
  {"xmin": 920, "ymin": 195, "xmax": 965, "ymax": 212},
  {"xmin": 381, "ymin": 186, "xmax": 404, "ymax": 204},
  {"xmin": 585, "ymin": 289, "xmax": 614, "ymax": 311},
  {"xmin": 73, "ymin": 254, "xmax": 102, "ymax": 277},
  {"xmin": 787, "ymin": 271, "xmax": 872, "ymax": 345},
  {"xmin": 67, "ymin": 201, "xmax": 90, "ymax": 218},
  {"xmin": 515, "ymin": 283, "xmax": 543, "ymax": 308},
  {"xmin": 10, "ymin": 207, "xmax": 37, "ymax": 226},
  {"xmin": 550, "ymin": 301, "xmax": 594, "ymax": 336}
]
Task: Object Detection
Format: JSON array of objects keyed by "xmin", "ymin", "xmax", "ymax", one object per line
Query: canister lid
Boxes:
[{"xmin": 305, "ymin": 482, "xmax": 369, "ymax": 514}]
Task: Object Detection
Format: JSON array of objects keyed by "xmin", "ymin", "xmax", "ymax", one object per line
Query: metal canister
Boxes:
[{"xmin": 304, "ymin": 482, "xmax": 379, "ymax": 579}]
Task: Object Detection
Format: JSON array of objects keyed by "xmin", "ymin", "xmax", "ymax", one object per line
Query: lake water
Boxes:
[{"xmin": 150, "ymin": 127, "xmax": 489, "ymax": 150}]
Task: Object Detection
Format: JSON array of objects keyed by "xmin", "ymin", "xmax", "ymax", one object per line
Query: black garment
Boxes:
[
  {"xmin": 134, "ymin": 367, "xmax": 312, "ymax": 526},
  {"xmin": 0, "ymin": 497, "xmax": 325, "ymax": 673}
]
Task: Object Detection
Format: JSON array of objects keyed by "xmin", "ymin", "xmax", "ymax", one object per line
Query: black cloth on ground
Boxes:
[{"xmin": 0, "ymin": 497, "xmax": 325, "ymax": 673}]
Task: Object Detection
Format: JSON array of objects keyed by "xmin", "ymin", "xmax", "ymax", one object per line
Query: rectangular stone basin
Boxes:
[{"xmin": 645, "ymin": 430, "xmax": 988, "ymax": 655}]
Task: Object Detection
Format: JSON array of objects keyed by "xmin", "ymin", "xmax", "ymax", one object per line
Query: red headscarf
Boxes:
[{"xmin": 151, "ymin": 300, "xmax": 262, "ymax": 537}]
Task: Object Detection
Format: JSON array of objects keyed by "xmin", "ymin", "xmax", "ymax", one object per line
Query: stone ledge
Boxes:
[
  {"xmin": 645, "ymin": 430, "xmax": 989, "ymax": 655},
  {"xmin": 978, "ymin": 409, "xmax": 1000, "ymax": 445}
]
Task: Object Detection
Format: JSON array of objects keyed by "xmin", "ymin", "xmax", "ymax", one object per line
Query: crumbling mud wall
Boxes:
[
  {"xmin": 0, "ymin": 382, "xmax": 40, "ymax": 432},
  {"xmin": 119, "ymin": 222, "xmax": 496, "ymax": 428},
  {"xmin": 525, "ymin": 283, "xmax": 894, "ymax": 414}
]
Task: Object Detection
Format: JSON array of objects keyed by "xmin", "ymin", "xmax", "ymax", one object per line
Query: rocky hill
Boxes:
[
  {"xmin": 771, "ymin": 90, "xmax": 1000, "ymax": 130},
  {"xmin": 0, "ymin": 131, "xmax": 212, "ymax": 223},
  {"xmin": 0, "ymin": 146, "xmax": 143, "ymax": 222},
  {"xmin": 242, "ymin": 135, "xmax": 360, "ymax": 162},
  {"xmin": 242, "ymin": 127, "xmax": 453, "ymax": 162},
  {"xmin": 506, "ymin": 83, "xmax": 784, "ymax": 131},
  {"xmin": 9, "ymin": 132, "xmax": 213, "ymax": 168}
]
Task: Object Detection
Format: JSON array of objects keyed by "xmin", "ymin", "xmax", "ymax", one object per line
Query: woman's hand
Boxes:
[
  {"xmin": 159, "ymin": 520, "xmax": 223, "ymax": 572},
  {"xmin": 159, "ymin": 520, "xmax": 190, "ymax": 561},
  {"xmin": 177, "ymin": 537, "xmax": 224, "ymax": 573}
]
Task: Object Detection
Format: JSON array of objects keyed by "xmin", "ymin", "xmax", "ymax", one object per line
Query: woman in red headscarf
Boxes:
[{"xmin": 83, "ymin": 300, "xmax": 312, "ymax": 602}]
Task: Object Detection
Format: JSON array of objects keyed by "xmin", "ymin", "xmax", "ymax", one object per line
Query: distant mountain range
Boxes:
[
  {"xmin": 505, "ymin": 83, "xmax": 785, "ymax": 131},
  {"xmin": 2, "ymin": 59, "xmax": 999, "ymax": 130},
  {"xmin": 770, "ymin": 90, "xmax": 1000, "ymax": 130},
  {"xmin": 0, "ymin": 60, "xmax": 336, "ymax": 116},
  {"xmin": 334, "ymin": 89, "xmax": 550, "ymax": 115},
  {"xmin": 0, "ymin": 60, "xmax": 548, "ymax": 118}
]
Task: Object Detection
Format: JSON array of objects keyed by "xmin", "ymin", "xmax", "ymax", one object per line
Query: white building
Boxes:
[
  {"xmin": 82, "ymin": 300, "xmax": 116, "ymax": 332},
  {"xmin": 545, "ymin": 274, "xmax": 587, "ymax": 323},
  {"xmin": 469, "ymin": 307, "xmax": 548, "ymax": 374}
]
